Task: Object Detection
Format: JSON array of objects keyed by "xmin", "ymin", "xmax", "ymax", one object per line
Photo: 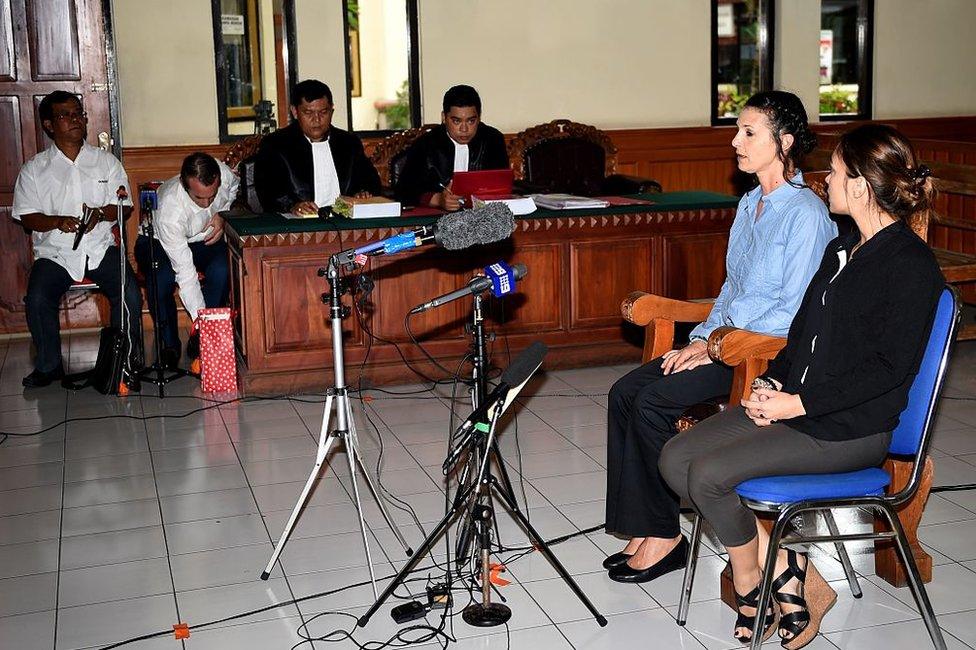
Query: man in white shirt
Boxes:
[
  {"xmin": 134, "ymin": 153, "xmax": 238, "ymax": 368},
  {"xmin": 254, "ymin": 79, "xmax": 381, "ymax": 215},
  {"xmin": 12, "ymin": 91, "xmax": 142, "ymax": 388}
]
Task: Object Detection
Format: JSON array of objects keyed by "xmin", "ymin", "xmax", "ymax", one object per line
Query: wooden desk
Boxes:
[{"xmin": 224, "ymin": 192, "xmax": 738, "ymax": 394}]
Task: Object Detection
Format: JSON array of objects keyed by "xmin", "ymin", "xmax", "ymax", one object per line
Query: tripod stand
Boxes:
[
  {"xmin": 358, "ymin": 342, "xmax": 607, "ymax": 629},
  {"xmin": 136, "ymin": 190, "xmax": 193, "ymax": 397},
  {"xmin": 260, "ymin": 254, "xmax": 413, "ymax": 596}
]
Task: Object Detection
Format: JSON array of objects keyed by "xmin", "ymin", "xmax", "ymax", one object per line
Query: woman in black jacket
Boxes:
[{"xmin": 659, "ymin": 124, "xmax": 944, "ymax": 648}]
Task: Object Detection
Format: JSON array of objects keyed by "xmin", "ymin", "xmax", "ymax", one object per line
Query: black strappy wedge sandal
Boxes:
[
  {"xmin": 772, "ymin": 550, "xmax": 836, "ymax": 649},
  {"xmin": 733, "ymin": 581, "xmax": 778, "ymax": 645}
]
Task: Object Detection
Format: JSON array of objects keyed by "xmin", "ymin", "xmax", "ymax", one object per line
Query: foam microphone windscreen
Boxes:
[
  {"xmin": 435, "ymin": 203, "xmax": 516, "ymax": 250},
  {"xmin": 501, "ymin": 341, "xmax": 548, "ymax": 388}
]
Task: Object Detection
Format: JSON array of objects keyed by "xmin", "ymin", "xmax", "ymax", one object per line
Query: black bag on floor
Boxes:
[{"xmin": 61, "ymin": 327, "xmax": 129, "ymax": 395}]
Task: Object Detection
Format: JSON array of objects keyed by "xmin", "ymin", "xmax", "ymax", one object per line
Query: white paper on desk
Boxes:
[{"xmin": 472, "ymin": 195, "xmax": 536, "ymax": 215}]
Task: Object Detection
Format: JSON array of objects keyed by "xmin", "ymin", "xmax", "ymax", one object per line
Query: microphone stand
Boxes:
[
  {"xmin": 357, "ymin": 342, "xmax": 607, "ymax": 629},
  {"xmin": 259, "ymin": 253, "xmax": 413, "ymax": 597},
  {"xmin": 115, "ymin": 190, "xmax": 140, "ymax": 392},
  {"xmin": 137, "ymin": 198, "xmax": 193, "ymax": 396}
]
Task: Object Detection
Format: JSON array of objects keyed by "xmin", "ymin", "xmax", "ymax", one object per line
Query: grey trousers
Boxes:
[{"xmin": 659, "ymin": 407, "xmax": 891, "ymax": 547}]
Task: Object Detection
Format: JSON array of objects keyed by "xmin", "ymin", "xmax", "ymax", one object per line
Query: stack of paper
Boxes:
[{"xmin": 530, "ymin": 194, "xmax": 610, "ymax": 210}]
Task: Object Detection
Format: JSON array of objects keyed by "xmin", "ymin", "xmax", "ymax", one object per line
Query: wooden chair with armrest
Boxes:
[
  {"xmin": 620, "ymin": 284, "xmax": 934, "ymax": 604},
  {"xmin": 223, "ymin": 134, "xmax": 266, "ymax": 213}
]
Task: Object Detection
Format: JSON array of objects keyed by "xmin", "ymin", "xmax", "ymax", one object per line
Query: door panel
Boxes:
[{"xmin": 0, "ymin": 0, "xmax": 114, "ymax": 334}]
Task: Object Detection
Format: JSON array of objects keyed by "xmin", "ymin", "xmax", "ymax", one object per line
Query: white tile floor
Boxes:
[{"xmin": 3, "ymin": 333, "xmax": 976, "ymax": 650}]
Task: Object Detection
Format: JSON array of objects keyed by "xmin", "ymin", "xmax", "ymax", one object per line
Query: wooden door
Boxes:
[{"xmin": 0, "ymin": 0, "xmax": 114, "ymax": 333}]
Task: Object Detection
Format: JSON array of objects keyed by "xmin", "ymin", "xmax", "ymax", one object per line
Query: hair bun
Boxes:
[
  {"xmin": 798, "ymin": 128, "xmax": 818, "ymax": 156},
  {"xmin": 911, "ymin": 164, "xmax": 932, "ymax": 184}
]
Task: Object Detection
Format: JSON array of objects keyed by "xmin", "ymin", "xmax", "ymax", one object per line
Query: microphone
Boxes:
[
  {"xmin": 442, "ymin": 341, "xmax": 548, "ymax": 474},
  {"xmin": 410, "ymin": 262, "xmax": 527, "ymax": 314},
  {"xmin": 350, "ymin": 202, "xmax": 516, "ymax": 258}
]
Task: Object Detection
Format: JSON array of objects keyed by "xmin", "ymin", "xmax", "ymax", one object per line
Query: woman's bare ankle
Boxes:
[{"xmin": 622, "ymin": 537, "xmax": 645, "ymax": 554}]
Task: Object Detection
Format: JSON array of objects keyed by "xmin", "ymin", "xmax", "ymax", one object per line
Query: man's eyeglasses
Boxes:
[{"xmin": 53, "ymin": 111, "xmax": 88, "ymax": 122}]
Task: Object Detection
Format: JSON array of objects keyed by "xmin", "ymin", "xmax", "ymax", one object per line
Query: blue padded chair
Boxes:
[{"xmin": 676, "ymin": 285, "xmax": 959, "ymax": 650}]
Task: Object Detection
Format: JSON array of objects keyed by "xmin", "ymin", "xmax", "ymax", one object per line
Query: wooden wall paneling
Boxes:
[
  {"xmin": 0, "ymin": 0, "xmax": 13, "ymax": 80},
  {"xmin": 228, "ymin": 242, "xmax": 247, "ymax": 363},
  {"xmin": 569, "ymin": 237, "xmax": 652, "ymax": 329},
  {"xmin": 662, "ymin": 232, "xmax": 730, "ymax": 300},
  {"xmin": 0, "ymin": 95, "xmax": 22, "ymax": 191},
  {"xmin": 26, "ymin": 0, "xmax": 80, "ymax": 80}
]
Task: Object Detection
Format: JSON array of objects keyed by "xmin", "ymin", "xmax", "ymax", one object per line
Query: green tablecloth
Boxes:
[{"xmin": 225, "ymin": 191, "xmax": 739, "ymax": 237}]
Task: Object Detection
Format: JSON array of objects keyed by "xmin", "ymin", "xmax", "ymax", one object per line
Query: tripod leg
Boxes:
[
  {"xmin": 492, "ymin": 484, "xmax": 608, "ymax": 626},
  {"xmin": 343, "ymin": 399, "xmax": 413, "ymax": 556},
  {"xmin": 357, "ymin": 482, "xmax": 475, "ymax": 628},
  {"xmin": 261, "ymin": 394, "xmax": 338, "ymax": 579},
  {"xmin": 343, "ymin": 427, "xmax": 380, "ymax": 599}
]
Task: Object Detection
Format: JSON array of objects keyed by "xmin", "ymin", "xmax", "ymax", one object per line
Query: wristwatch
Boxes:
[{"xmin": 751, "ymin": 376, "xmax": 776, "ymax": 391}]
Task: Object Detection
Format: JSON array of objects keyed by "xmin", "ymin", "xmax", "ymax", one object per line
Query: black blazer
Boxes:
[
  {"xmin": 394, "ymin": 123, "xmax": 509, "ymax": 205},
  {"xmin": 763, "ymin": 219, "xmax": 944, "ymax": 441},
  {"xmin": 254, "ymin": 122, "xmax": 381, "ymax": 213}
]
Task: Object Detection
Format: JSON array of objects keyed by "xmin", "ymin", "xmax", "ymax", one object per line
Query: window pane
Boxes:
[
  {"xmin": 715, "ymin": 0, "xmax": 768, "ymax": 120},
  {"xmin": 820, "ymin": 0, "xmax": 861, "ymax": 116},
  {"xmin": 346, "ymin": 0, "xmax": 411, "ymax": 131},
  {"xmin": 221, "ymin": 0, "xmax": 262, "ymax": 121}
]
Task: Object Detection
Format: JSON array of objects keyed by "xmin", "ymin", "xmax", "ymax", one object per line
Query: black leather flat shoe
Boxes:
[
  {"xmin": 608, "ymin": 537, "xmax": 688, "ymax": 583},
  {"xmin": 602, "ymin": 551, "xmax": 633, "ymax": 570},
  {"xmin": 22, "ymin": 365, "xmax": 65, "ymax": 388}
]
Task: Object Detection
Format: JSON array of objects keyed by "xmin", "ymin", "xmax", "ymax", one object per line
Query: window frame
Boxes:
[
  {"xmin": 819, "ymin": 0, "xmax": 874, "ymax": 122},
  {"xmin": 341, "ymin": 0, "xmax": 422, "ymax": 135},
  {"xmin": 211, "ymin": 0, "xmax": 299, "ymax": 143},
  {"xmin": 710, "ymin": 0, "xmax": 776, "ymax": 126}
]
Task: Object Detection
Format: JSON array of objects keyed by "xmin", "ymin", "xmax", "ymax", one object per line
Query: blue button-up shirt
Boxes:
[{"xmin": 690, "ymin": 172, "xmax": 836, "ymax": 341}]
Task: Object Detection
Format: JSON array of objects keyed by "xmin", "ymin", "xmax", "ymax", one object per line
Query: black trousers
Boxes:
[
  {"xmin": 24, "ymin": 247, "xmax": 143, "ymax": 373},
  {"xmin": 605, "ymin": 357, "xmax": 734, "ymax": 538}
]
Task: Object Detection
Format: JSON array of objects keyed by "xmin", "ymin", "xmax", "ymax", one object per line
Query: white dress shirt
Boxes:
[
  {"xmin": 309, "ymin": 136, "xmax": 341, "ymax": 207},
  {"xmin": 152, "ymin": 160, "xmax": 239, "ymax": 321},
  {"xmin": 452, "ymin": 140, "xmax": 470, "ymax": 173},
  {"xmin": 12, "ymin": 143, "xmax": 131, "ymax": 281}
]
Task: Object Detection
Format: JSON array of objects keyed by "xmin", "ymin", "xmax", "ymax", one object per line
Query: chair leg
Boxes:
[
  {"xmin": 676, "ymin": 515, "xmax": 702, "ymax": 626},
  {"xmin": 750, "ymin": 512, "xmax": 790, "ymax": 650},
  {"xmin": 878, "ymin": 503, "xmax": 947, "ymax": 650},
  {"xmin": 823, "ymin": 509, "xmax": 862, "ymax": 598}
]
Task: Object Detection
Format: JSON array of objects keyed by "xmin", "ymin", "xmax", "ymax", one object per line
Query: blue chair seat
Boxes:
[{"xmin": 737, "ymin": 467, "xmax": 892, "ymax": 503}]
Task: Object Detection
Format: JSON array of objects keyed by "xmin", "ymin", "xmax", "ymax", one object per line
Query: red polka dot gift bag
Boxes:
[{"xmin": 194, "ymin": 307, "xmax": 238, "ymax": 394}]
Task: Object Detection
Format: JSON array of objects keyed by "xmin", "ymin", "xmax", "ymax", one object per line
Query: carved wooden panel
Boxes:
[
  {"xmin": 0, "ymin": 0, "xmax": 14, "ymax": 81},
  {"xmin": 261, "ymin": 253, "xmax": 361, "ymax": 355},
  {"xmin": 570, "ymin": 238, "xmax": 651, "ymax": 329},
  {"xmin": 662, "ymin": 233, "xmax": 729, "ymax": 300},
  {"xmin": 0, "ymin": 95, "xmax": 22, "ymax": 192},
  {"xmin": 485, "ymin": 242, "xmax": 564, "ymax": 334},
  {"xmin": 368, "ymin": 249, "xmax": 468, "ymax": 343},
  {"xmin": 26, "ymin": 0, "xmax": 80, "ymax": 80},
  {"xmin": 32, "ymin": 94, "xmax": 52, "ymax": 152}
]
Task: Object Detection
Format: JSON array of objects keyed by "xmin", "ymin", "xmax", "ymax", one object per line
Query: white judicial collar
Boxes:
[
  {"xmin": 452, "ymin": 139, "xmax": 470, "ymax": 173},
  {"xmin": 308, "ymin": 135, "xmax": 341, "ymax": 207},
  {"xmin": 11, "ymin": 142, "xmax": 131, "ymax": 281}
]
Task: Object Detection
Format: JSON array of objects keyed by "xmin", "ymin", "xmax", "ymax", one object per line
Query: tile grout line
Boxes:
[
  {"xmin": 51, "ymin": 385, "xmax": 69, "ymax": 650},
  {"xmin": 217, "ymin": 397, "xmax": 325, "ymax": 647},
  {"xmin": 138, "ymin": 395, "xmax": 187, "ymax": 650}
]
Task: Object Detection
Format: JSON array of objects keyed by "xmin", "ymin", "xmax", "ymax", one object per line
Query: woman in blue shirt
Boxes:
[{"xmin": 604, "ymin": 91, "xmax": 836, "ymax": 590}]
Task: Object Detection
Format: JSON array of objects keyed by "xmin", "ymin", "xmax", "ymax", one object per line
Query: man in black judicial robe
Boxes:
[
  {"xmin": 395, "ymin": 85, "xmax": 509, "ymax": 211},
  {"xmin": 255, "ymin": 79, "xmax": 381, "ymax": 215}
]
